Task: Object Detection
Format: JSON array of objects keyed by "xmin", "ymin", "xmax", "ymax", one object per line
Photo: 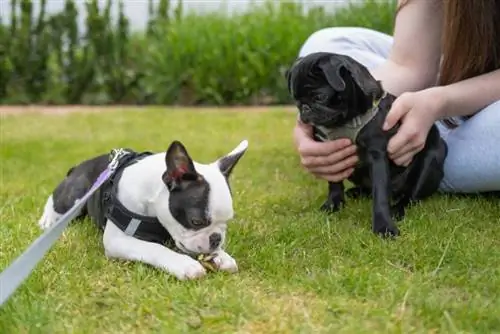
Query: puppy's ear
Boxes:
[
  {"xmin": 163, "ymin": 140, "xmax": 199, "ymax": 191},
  {"xmin": 285, "ymin": 57, "xmax": 304, "ymax": 95},
  {"xmin": 340, "ymin": 56, "xmax": 383, "ymax": 98},
  {"xmin": 216, "ymin": 139, "xmax": 249, "ymax": 178},
  {"xmin": 284, "ymin": 67, "xmax": 291, "ymax": 80},
  {"xmin": 285, "ymin": 67, "xmax": 292, "ymax": 94},
  {"xmin": 318, "ymin": 58, "xmax": 348, "ymax": 92}
]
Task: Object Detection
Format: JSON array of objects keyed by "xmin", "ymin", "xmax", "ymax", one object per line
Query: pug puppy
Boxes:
[{"xmin": 286, "ymin": 52, "xmax": 448, "ymax": 236}]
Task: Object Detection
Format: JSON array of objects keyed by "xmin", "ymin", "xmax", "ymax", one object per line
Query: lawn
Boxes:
[{"xmin": 0, "ymin": 107, "xmax": 499, "ymax": 333}]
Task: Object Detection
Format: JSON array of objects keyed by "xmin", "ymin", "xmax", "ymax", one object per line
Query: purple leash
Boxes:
[{"xmin": 0, "ymin": 149, "xmax": 129, "ymax": 307}]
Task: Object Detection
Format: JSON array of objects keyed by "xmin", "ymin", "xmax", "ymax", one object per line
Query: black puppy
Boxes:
[{"xmin": 286, "ymin": 52, "xmax": 448, "ymax": 236}]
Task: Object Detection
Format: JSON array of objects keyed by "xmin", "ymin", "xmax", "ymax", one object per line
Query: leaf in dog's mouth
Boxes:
[
  {"xmin": 172, "ymin": 242, "xmax": 218, "ymax": 272},
  {"xmin": 197, "ymin": 253, "xmax": 218, "ymax": 272}
]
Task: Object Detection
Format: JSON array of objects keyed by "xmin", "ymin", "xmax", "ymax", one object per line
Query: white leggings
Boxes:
[{"xmin": 298, "ymin": 27, "xmax": 500, "ymax": 193}]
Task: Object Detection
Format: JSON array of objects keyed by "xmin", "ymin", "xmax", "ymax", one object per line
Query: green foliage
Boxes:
[{"xmin": 0, "ymin": 0, "xmax": 397, "ymax": 105}]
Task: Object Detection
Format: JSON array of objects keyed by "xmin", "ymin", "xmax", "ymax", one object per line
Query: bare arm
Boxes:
[
  {"xmin": 439, "ymin": 68, "xmax": 500, "ymax": 118},
  {"xmin": 371, "ymin": 0, "xmax": 443, "ymax": 96}
]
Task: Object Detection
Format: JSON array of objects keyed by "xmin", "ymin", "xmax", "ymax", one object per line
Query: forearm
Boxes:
[
  {"xmin": 370, "ymin": 0, "xmax": 442, "ymax": 97},
  {"xmin": 439, "ymin": 69, "xmax": 500, "ymax": 118}
]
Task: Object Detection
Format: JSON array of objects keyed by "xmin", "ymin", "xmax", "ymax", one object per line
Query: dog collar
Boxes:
[{"xmin": 315, "ymin": 92, "xmax": 387, "ymax": 142}]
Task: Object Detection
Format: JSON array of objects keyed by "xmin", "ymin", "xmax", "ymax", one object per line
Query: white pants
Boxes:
[{"xmin": 298, "ymin": 27, "xmax": 500, "ymax": 193}]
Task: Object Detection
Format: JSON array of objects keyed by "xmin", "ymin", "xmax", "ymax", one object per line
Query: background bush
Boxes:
[{"xmin": 0, "ymin": 0, "xmax": 396, "ymax": 106}]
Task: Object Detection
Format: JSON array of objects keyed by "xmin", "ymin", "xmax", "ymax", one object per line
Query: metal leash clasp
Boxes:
[{"xmin": 108, "ymin": 148, "xmax": 129, "ymax": 172}]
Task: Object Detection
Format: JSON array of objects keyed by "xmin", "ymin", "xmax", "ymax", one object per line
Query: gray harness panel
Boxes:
[
  {"xmin": 315, "ymin": 106, "xmax": 378, "ymax": 142},
  {"xmin": 312, "ymin": 94, "xmax": 385, "ymax": 142}
]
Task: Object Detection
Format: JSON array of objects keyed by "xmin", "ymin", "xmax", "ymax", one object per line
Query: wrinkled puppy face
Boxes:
[
  {"xmin": 156, "ymin": 140, "xmax": 248, "ymax": 255},
  {"xmin": 286, "ymin": 52, "xmax": 383, "ymax": 128}
]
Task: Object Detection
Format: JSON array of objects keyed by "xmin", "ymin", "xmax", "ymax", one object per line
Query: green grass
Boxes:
[{"xmin": 0, "ymin": 108, "xmax": 499, "ymax": 333}]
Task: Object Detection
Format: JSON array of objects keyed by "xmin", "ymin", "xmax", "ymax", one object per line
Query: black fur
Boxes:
[
  {"xmin": 163, "ymin": 141, "xmax": 212, "ymax": 231},
  {"xmin": 286, "ymin": 52, "xmax": 448, "ymax": 237},
  {"xmin": 50, "ymin": 142, "xmax": 213, "ymax": 234},
  {"xmin": 52, "ymin": 154, "xmax": 110, "ymax": 218}
]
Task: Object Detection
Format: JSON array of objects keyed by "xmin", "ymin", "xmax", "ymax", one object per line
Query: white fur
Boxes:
[
  {"xmin": 38, "ymin": 140, "xmax": 248, "ymax": 280},
  {"xmin": 38, "ymin": 196, "xmax": 83, "ymax": 229},
  {"xmin": 38, "ymin": 195, "xmax": 62, "ymax": 229}
]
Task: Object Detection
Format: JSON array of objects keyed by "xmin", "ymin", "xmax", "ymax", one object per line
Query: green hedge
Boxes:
[{"xmin": 0, "ymin": 0, "xmax": 396, "ymax": 106}]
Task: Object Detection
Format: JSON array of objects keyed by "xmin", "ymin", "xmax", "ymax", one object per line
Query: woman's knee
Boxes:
[
  {"xmin": 438, "ymin": 101, "xmax": 500, "ymax": 193},
  {"xmin": 454, "ymin": 100, "xmax": 500, "ymax": 139},
  {"xmin": 298, "ymin": 27, "xmax": 393, "ymax": 69}
]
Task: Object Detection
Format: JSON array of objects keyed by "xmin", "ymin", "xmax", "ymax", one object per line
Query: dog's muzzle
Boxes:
[{"xmin": 299, "ymin": 104, "xmax": 314, "ymax": 123}]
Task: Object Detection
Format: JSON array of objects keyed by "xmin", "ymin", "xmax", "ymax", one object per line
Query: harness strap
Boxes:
[
  {"xmin": 101, "ymin": 151, "xmax": 172, "ymax": 245},
  {"xmin": 315, "ymin": 92, "xmax": 388, "ymax": 142}
]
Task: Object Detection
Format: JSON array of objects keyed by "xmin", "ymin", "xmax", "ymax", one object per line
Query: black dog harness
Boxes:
[
  {"xmin": 87, "ymin": 149, "xmax": 173, "ymax": 245},
  {"xmin": 314, "ymin": 92, "xmax": 387, "ymax": 142}
]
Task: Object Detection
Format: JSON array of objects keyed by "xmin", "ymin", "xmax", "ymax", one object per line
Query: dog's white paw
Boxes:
[
  {"xmin": 38, "ymin": 195, "xmax": 62, "ymax": 230},
  {"xmin": 169, "ymin": 254, "xmax": 207, "ymax": 280},
  {"xmin": 213, "ymin": 250, "xmax": 238, "ymax": 273}
]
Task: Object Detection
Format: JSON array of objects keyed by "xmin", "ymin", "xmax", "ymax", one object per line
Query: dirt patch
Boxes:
[{"xmin": 0, "ymin": 105, "xmax": 296, "ymax": 116}]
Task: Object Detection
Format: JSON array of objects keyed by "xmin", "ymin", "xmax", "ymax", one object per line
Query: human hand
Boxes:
[
  {"xmin": 293, "ymin": 120, "xmax": 358, "ymax": 182},
  {"xmin": 383, "ymin": 87, "xmax": 447, "ymax": 166}
]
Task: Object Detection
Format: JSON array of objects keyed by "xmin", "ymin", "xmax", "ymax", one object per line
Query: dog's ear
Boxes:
[
  {"xmin": 285, "ymin": 67, "xmax": 293, "ymax": 94},
  {"xmin": 339, "ymin": 56, "xmax": 383, "ymax": 98},
  {"xmin": 216, "ymin": 139, "xmax": 249, "ymax": 178},
  {"xmin": 315, "ymin": 56, "xmax": 347, "ymax": 92},
  {"xmin": 163, "ymin": 140, "xmax": 199, "ymax": 191},
  {"xmin": 284, "ymin": 67, "xmax": 291, "ymax": 81},
  {"xmin": 285, "ymin": 57, "xmax": 304, "ymax": 96}
]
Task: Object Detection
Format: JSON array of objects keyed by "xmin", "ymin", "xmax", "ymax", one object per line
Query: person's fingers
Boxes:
[
  {"xmin": 308, "ymin": 153, "xmax": 359, "ymax": 174},
  {"xmin": 383, "ymin": 93, "xmax": 412, "ymax": 131},
  {"xmin": 293, "ymin": 121, "xmax": 314, "ymax": 148},
  {"xmin": 301, "ymin": 145, "xmax": 357, "ymax": 169},
  {"xmin": 392, "ymin": 152, "xmax": 414, "ymax": 167},
  {"xmin": 296, "ymin": 119, "xmax": 313, "ymax": 136},
  {"xmin": 391, "ymin": 143, "xmax": 425, "ymax": 166},
  {"xmin": 386, "ymin": 118, "xmax": 422, "ymax": 156},
  {"xmin": 298, "ymin": 138, "xmax": 353, "ymax": 158},
  {"xmin": 315, "ymin": 167, "xmax": 355, "ymax": 183},
  {"xmin": 294, "ymin": 121, "xmax": 354, "ymax": 158},
  {"xmin": 389, "ymin": 136, "xmax": 424, "ymax": 161}
]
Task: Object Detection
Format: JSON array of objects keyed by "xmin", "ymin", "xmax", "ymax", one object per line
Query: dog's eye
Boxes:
[
  {"xmin": 333, "ymin": 94, "xmax": 344, "ymax": 104},
  {"xmin": 191, "ymin": 219, "xmax": 205, "ymax": 226},
  {"xmin": 314, "ymin": 94, "xmax": 328, "ymax": 103}
]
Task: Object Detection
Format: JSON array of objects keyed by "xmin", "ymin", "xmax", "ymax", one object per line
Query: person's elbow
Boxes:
[
  {"xmin": 374, "ymin": 0, "xmax": 443, "ymax": 94},
  {"xmin": 371, "ymin": 57, "xmax": 440, "ymax": 96},
  {"xmin": 391, "ymin": 53, "xmax": 441, "ymax": 90}
]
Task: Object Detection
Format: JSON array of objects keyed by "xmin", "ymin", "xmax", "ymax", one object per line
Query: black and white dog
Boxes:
[
  {"xmin": 286, "ymin": 52, "xmax": 447, "ymax": 236},
  {"xmin": 38, "ymin": 139, "xmax": 248, "ymax": 280}
]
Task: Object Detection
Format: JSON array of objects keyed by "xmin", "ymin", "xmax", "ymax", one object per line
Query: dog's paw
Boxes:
[
  {"xmin": 346, "ymin": 187, "xmax": 370, "ymax": 199},
  {"xmin": 213, "ymin": 250, "xmax": 238, "ymax": 273},
  {"xmin": 169, "ymin": 254, "xmax": 207, "ymax": 280},
  {"xmin": 320, "ymin": 198, "xmax": 344, "ymax": 213},
  {"xmin": 38, "ymin": 195, "xmax": 63, "ymax": 230},
  {"xmin": 390, "ymin": 204, "xmax": 406, "ymax": 221},
  {"xmin": 373, "ymin": 223, "xmax": 400, "ymax": 238}
]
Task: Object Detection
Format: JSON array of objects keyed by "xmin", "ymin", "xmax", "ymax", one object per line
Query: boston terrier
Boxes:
[
  {"xmin": 37, "ymin": 139, "xmax": 249, "ymax": 280},
  {"xmin": 286, "ymin": 52, "xmax": 447, "ymax": 236}
]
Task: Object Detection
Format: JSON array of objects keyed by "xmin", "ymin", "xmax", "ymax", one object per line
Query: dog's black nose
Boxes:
[{"xmin": 209, "ymin": 233, "xmax": 222, "ymax": 250}]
